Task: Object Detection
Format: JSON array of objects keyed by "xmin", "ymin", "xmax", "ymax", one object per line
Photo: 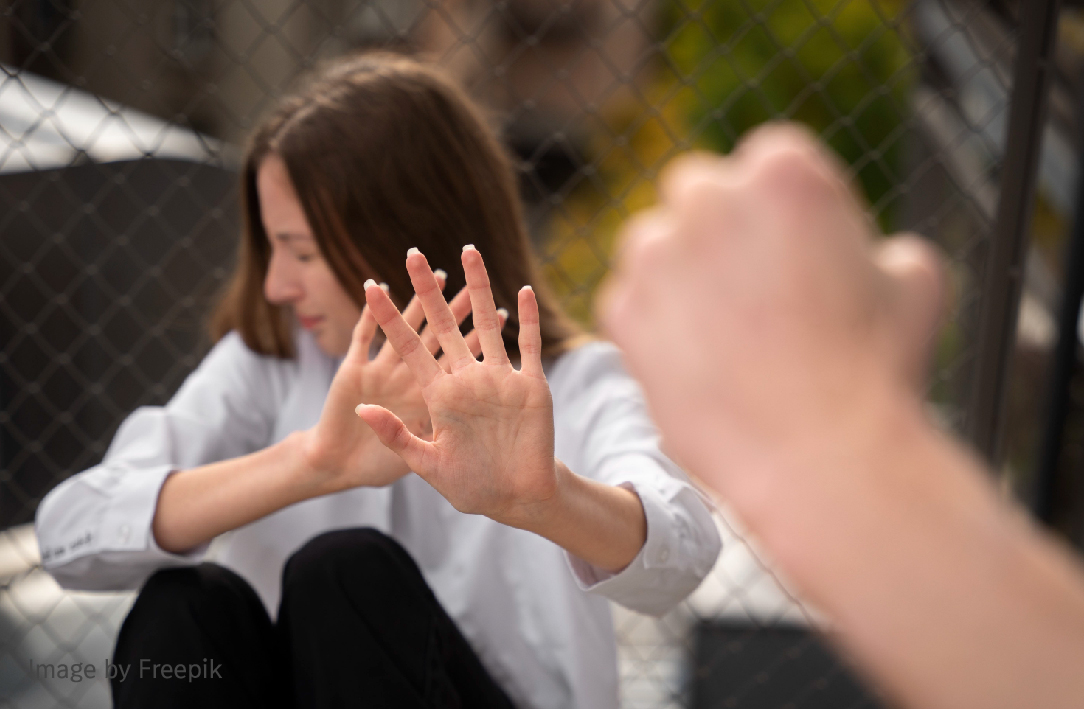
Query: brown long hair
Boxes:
[{"xmin": 211, "ymin": 52, "xmax": 581, "ymax": 359}]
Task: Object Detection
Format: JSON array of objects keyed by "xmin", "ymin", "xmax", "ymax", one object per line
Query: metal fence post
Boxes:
[
  {"xmin": 1033, "ymin": 68, "xmax": 1084, "ymax": 525},
  {"xmin": 965, "ymin": 0, "xmax": 1063, "ymax": 465}
]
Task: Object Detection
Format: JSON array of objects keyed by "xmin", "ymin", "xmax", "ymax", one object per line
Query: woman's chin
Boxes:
[{"xmin": 314, "ymin": 330, "xmax": 351, "ymax": 358}]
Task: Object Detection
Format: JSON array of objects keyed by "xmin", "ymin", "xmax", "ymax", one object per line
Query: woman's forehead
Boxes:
[{"xmin": 257, "ymin": 156, "xmax": 313, "ymax": 240}]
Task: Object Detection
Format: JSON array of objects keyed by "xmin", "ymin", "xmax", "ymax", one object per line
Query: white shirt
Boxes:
[{"xmin": 36, "ymin": 330, "xmax": 721, "ymax": 709}]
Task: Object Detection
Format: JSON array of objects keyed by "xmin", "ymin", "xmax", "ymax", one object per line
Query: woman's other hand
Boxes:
[
  {"xmin": 356, "ymin": 247, "xmax": 560, "ymax": 529},
  {"xmin": 303, "ymin": 272, "xmax": 504, "ymax": 494}
]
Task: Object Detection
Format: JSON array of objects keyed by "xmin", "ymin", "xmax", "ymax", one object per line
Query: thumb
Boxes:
[
  {"xmin": 355, "ymin": 404, "xmax": 434, "ymax": 472},
  {"xmin": 875, "ymin": 234, "xmax": 949, "ymax": 389}
]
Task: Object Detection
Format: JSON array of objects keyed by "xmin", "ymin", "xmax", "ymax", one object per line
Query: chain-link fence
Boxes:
[{"xmin": 1, "ymin": 0, "xmax": 1078, "ymax": 707}]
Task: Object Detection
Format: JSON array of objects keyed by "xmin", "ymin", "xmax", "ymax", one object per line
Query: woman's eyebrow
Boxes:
[{"xmin": 273, "ymin": 231, "xmax": 313, "ymax": 244}]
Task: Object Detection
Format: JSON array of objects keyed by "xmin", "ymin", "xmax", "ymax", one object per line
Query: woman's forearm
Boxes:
[
  {"xmin": 512, "ymin": 460, "xmax": 647, "ymax": 574},
  {"xmin": 152, "ymin": 431, "xmax": 327, "ymax": 554}
]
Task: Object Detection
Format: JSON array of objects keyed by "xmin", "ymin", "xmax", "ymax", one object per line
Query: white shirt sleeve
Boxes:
[
  {"xmin": 549, "ymin": 342, "xmax": 722, "ymax": 617},
  {"xmin": 34, "ymin": 332, "xmax": 293, "ymax": 591}
]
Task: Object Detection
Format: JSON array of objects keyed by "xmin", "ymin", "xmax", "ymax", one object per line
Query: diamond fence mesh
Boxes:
[{"xmin": 0, "ymin": 0, "xmax": 1068, "ymax": 707}]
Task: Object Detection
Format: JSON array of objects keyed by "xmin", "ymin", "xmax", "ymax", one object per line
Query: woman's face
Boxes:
[{"xmin": 257, "ymin": 154, "xmax": 362, "ymax": 357}]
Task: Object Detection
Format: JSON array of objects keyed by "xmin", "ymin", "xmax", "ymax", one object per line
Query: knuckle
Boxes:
[
  {"xmin": 756, "ymin": 144, "xmax": 815, "ymax": 181},
  {"xmin": 660, "ymin": 151, "xmax": 724, "ymax": 204},
  {"xmin": 751, "ymin": 146, "xmax": 833, "ymax": 204},
  {"xmin": 397, "ymin": 335, "xmax": 420, "ymax": 358},
  {"xmin": 432, "ymin": 316, "xmax": 457, "ymax": 334},
  {"xmin": 468, "ymin": 270, "xmax": 492, "ymax": 287},
  {"xmin": 414, "ymin": 280, "xmax": 440, "ymax": 299},
  {"xmin": 739, "ymin": 121, "xmax": 819, "ymax": 161},
  {"xmin": 475, "ymin": 311, "xmax": 501, "ymax": 331},
  {"xmin": 683, "ymin": 177, "xmax": 729, "ymax": 215},
  {"xmin": 390, "ymin": 422, "xmax": 411, "ymax": 449}
]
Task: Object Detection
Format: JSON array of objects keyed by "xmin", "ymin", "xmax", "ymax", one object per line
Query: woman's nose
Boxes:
[{"xmin": 264, "ymin": 250, "xmax": 303, "ymax": 304}]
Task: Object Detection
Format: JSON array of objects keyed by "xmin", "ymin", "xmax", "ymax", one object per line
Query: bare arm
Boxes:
[
  {"xmin": 151, "ymin": 431, "xmax": 324, "ymax": 553},
  {"xmin": 600, "ymin": 123, "xmax": 1084, "ymax": 709},
  {"xmin": 745, "ymin": 380, "xmax": 1084, "ymax": 709}
]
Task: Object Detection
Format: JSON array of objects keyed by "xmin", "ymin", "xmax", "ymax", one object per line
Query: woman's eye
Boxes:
[{"xmin": 296, "ymin": 252, "xmax": 317, "ymax": 263}]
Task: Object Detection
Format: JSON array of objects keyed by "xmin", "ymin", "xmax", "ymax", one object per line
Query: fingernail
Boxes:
[
  {"xmin": 354, "ymin": 404, "xmax": 365, "ymax": 415},
  {"xmin": 497, "ymin": 307, "xmax": 509, "ymax": 320},
  {"xmin": 364, "ymin": 279, "xmax": 377, "ymax": 290},
  {"xmin": 434, "ymin": 268, "xmax": 447, "ymax": 280},
  {"xmin": 379, "ymin": 282, "xmax": 390, "ymax": 293},
  {"xmin": 521, "ymin": 285, "xmax": 534, "ymax": 292},
  {"xmin": 462, "ymin": 244, "xmax": 477, "ymax": 252},
  {"xmin": 407, "ymin": 247, "xmax": 421, "ymax": 257}
]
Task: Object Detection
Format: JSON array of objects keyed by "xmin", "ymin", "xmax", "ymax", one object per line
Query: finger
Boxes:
[
  {"xmin": 365, "ymin": 279, "xmax": 444, "ymax": 387},
  {"xmin": 419, "ymin": 285, "xmax": 473, "ymax": 358},
  {"xmin": 736, "ymin": 122, "xmax": 859, "ymax": 214},
  {"xmin": 404, "ymin": 267, "xmax": 446, "ymax": 331},
  {"xmin": 734, "ymin": 122, "xmax": 842, "ymax": 176},
  {"xmin": 518, "ymin": 286, "xmax": 544, "ymax": 379},
  {"xmin": 355, "ymin": 404, "xmax": 435, "ymax": 475},
  {"xmin": 455, "ymin": 306, "xmax": 507, "ymax": 369},
  {"xmin": 658, "ymin": 151, "xmax": 728, "ymax": 209},
  {"xmin": 344, "ymin": 303, "xmax": 379, "ymax": 364},
  {"xmin": 406, "ymin": 248, "xmax": 475, "ymax": 369},
  {"xmin": 461, "ymin": 245, "xmax": 509, "ymax": 365},
  {"xmin": 875, "ymin": 234, "xmax": 948, "ymax": 388},
  {"xmin": 376, "ymin": 269, "xmax": 448, "ymax": 367}
]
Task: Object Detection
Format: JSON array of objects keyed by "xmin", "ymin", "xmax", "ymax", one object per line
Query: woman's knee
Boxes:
[
  {"xmin": 281, "ymin": 528, "xmax": 420, "ymax": 605},
  {"xmin": 118, "ymin": 563, "xmax": 268, "ymax": 652},
  {"xmin": 113, "ymin": 564, "xmax": 285, "ymax": 708},
  {"xmin": 136, "ymin": 563, "xmax": 258, "ymax": 615}
]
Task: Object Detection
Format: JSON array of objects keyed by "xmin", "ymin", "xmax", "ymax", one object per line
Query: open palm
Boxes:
[
  {"xmin": 356, "ymin": 247, "xmax": 559, "ymax": 527},
  {"xmin": 305, "ymin": 276, "xmax": 492, "ymax": 494}
]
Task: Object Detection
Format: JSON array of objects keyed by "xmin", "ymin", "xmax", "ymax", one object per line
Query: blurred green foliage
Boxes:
[
  {"xmin": 663, "ymin": 0, "xmax": 914, "ymax": 221},
  {"xmin": 545, "ymin": 0, "xmax": 915, "ymax": 324}
]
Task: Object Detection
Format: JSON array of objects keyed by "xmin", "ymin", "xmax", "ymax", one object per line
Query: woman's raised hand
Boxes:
[
  {"xmin": 356, "ymin": 247, "xmax": 559, "ymax": 529},
  {"xmin": 303, "ymin": 272, "xmax": 503, "ymax": 494}
]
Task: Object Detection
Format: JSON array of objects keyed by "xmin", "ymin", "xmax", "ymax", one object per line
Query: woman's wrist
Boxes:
[
  {"xmin": 505, "ymin": 459, "xmax": 647, "ymax": 574},
  {"xmin": 494, "ymin": 458, "xmax": 572, "ymax": 533},
  {"xmin": 287, "ymin": 429, "xmax": 342, "ymax": 500}
]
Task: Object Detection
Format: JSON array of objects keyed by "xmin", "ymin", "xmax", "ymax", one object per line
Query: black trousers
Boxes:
[{"xmin": 111, "ymin": 528, "xmax": 518, "ymax": 708}]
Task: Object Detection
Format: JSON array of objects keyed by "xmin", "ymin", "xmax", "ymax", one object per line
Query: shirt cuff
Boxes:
[
  {"xmin": 565, "ymin": 481, "xmax": 668, "ymax": 588},
  {"xmin": 100, "ymin": 466, "xmax": 209, "ymax": 561},
  {"xmin": 563, "ymin": 460, "xmax": 721, "ymax": 616}
]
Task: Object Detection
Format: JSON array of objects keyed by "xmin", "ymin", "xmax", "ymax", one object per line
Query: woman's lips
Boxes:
[{"xmin": 298, "ymin": 315, "xmax": 323, "ymax": 330}]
